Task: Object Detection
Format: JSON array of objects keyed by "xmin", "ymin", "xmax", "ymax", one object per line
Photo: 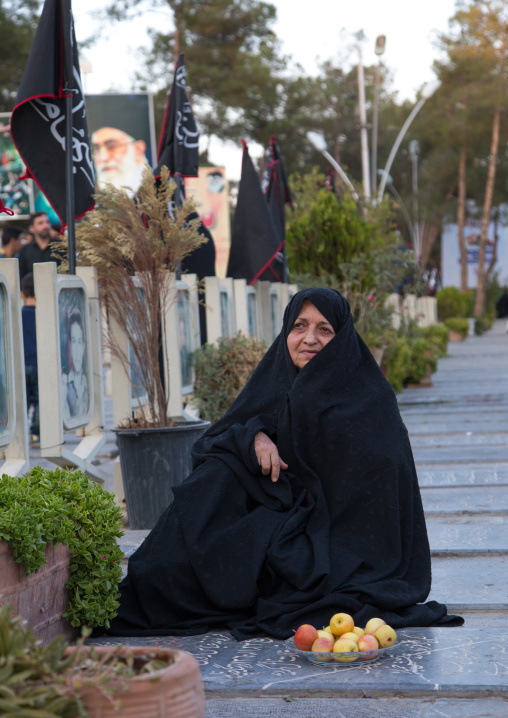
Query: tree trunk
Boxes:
[
  {"xmin": 474, "ymin": 105, "xmax": 501, "ymax": 316},
  {"xmin": 457, "ymin": 148, "xmax": 468, "ymax": 291},
  {"xmin": 487, "ymin": 211, "xmax": 499, "ymax": 278},
  {"xmin": 419, "ymin": 181, "xmax": 456, "ymax": 269}
]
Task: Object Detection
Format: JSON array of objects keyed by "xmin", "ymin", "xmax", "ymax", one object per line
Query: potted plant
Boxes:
[
  {"xmin": 0, "ymin": 604, "xmax": 205, "ymax": 718},
  {"xmin": 69, "ymin": 167, "xmax": 211, "ymax": 529},
  {"xmin": 191, "ymin": 332, "xmax": 267, "ymax": 424},
  {"xmin": 444, "ymin": 317, "xmax": 469, "ymax": 342},
  {"xmin": 0, "ymin": 467, "xmax": 123, "ymax": 641}
]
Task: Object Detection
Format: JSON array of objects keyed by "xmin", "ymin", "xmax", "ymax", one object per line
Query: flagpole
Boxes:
[
  {"xmin": 63, "ymin": 0, "xmax": 76, "ymax": 274},
  {"xmin": 65, "ymin": 94, "xmax": 76, "ymax": 275}
]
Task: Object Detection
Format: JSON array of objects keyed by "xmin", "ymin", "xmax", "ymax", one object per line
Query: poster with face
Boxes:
[
  {"xmin": 58, "ymin": 287, "xmax": 92, "ymax": 429},
  {"xmin": 85, "ymin": 94, "xmax": 156, "ymax": 198},
  {"xmin": 0, "ymin": 113, "xmax": 34, "ymax": 220},
  {"xmin": 0, "ymin": 285, "xmax": 9, "ymax": 442},
  {"xmin": 185, "ymin": 167, "xmax": 231, "ymax": 278}
]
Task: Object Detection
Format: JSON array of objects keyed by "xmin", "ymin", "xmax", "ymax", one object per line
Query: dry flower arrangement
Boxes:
[{"xmin": 63, "ymin": 166, "xmax": 205, "ymax": 428}]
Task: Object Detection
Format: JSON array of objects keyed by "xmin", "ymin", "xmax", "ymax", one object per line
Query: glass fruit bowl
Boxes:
[{"xmin": 284, "ymin": 636, "xmax": 398, "ymax": 667}]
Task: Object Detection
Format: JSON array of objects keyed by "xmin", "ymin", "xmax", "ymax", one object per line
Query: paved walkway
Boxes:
[{"xmin": 33, "ymin": 321, "xmax": 508, "ymax": 716}]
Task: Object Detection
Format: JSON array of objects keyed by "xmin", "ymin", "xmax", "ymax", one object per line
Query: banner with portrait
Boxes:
[
  {"xmin": 441, "ymin": 220, "xmax": 508, "ymax": 288},
  {"xmin": 185, "ymin": 167, "xmax": 231, "ymax": 278},
  {"xmin": 85, "ymin": 93, "xmax": 157, "ymax": 197},
  {"xmin": 0, "ymin": 275, "xmax": 15, "ymax": 447}
]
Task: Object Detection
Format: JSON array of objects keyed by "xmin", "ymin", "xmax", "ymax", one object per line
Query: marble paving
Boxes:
[
  {"xmin": 89, "ymin": 627, "xmax": 508, "ymax": 697},
  {"xmin": 417, "ymin": 466, "xmax": 508, "ymax": 487},
  {"xmin": 410, "ymin": 433, "xmax": 508, "ymax": 447}
]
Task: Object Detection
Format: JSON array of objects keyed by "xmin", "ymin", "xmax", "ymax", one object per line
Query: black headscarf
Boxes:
[{"xmin": 110, "ymin": 288, "xmax": 462, "ymax": 639}]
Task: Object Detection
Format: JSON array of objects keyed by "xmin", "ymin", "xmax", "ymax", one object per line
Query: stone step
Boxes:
[
  {"xmin": 418, "ymin": 466, "xmax": 508, "ymax": 487},
  {"xmin": 88, "ymin": 626, "xmax": 508, "ymax": 698},
  {"xmin": 429, "ymin": 555, "xmax": 508, "ymax": 610},
  {"xmin": 413, "ymin": 446, "xmax": 508, "ymax": 464},
  {"xmin": 406, "ymin": 421, "xmax": 508, "ymax": 435},
  {"xmin": 422, "ymin": 486, "xmax": 508, "ymax": 515},
  {"xmin": 427, "ymin": 516, "xmax": 508, "ymax": 554},
  {"xmin": 204, "ymin": 698, "xmax": 508, "ymax": 717},
  {"xmin": 410, "ymin": 432, "xmax": 508, "ymax": 447}
]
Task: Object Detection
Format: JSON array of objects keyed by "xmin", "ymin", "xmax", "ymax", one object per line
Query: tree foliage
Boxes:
[{"xmin": 0, "ymin": 0, "xmax": 39, "ymax": 112}]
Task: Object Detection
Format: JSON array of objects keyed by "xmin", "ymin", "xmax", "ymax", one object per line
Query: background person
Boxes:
[
  {"xmin": 17, "ymin": 211, "xmax": 59, "ymax": 281},
  {"xmin": 20, "ymin": 273, "xmax": 39, "ymax": 442},
  {"xmin": 0, "ymin": 225, "xmax": 24, "ymax": 258}
]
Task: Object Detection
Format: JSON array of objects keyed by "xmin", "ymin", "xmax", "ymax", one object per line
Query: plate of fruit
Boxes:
[{"xmin": 285, "ymin": 613, "xmax": 399, "ymax": 666}]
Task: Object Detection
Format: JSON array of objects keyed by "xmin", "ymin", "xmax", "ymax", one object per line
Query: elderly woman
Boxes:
[{"xmin": 110, "ymin": 288, "xmax": 462, "ymax": 639}]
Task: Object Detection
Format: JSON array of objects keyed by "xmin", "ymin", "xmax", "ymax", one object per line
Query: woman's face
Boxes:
[
  {"xmin": 70, "ymin": 321, "xmax": 85, "ymax": 374},
  {"xmin": 287, "ymin": 299, "xmax": 335, "ymax": 370}
]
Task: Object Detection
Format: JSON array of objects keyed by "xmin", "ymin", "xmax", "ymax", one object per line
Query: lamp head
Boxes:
[
  {"xmin": 375, "ymin": 35, "xmax": 386, "ymax": 56},
  {"xmin": 306, "ymin": 131, "xmax": 327, "ymax": 153},
  {"xmin": 421, "ymin": 80, "xmax": 440, "ymax": 100}
]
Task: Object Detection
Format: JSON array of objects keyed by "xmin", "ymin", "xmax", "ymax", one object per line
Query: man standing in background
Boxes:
[{"xmin": 17, "ymin": 211, "xmax": 58, "ymax": 281}]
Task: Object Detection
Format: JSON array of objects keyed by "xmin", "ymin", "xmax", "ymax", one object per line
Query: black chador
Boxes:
[{"xmin": 110, "ymin": 288, "xmax": 463, "ymax": 639}]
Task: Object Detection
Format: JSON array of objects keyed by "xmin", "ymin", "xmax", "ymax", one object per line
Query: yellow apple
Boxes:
[
  {"xmin": 341, "ymin": 632, "xmax": 359, "ymax": 644},
  {"xmin": 329, "ymin": 612, "xmax": 355, "ymax": 637},
  {"xmin": 323, "ymin": 626, "xmax": 333, "ymax": 634},
  {"xmin": 317, "ymin": 629, "xmax": 332, "ymax": 640},
  {"xmin": 352, "ymin": 626, "xmax": 365, "ymax": 637},
  {"xmin": 332, "ymin": 637, "xmax": 358, "ymax": 662},
  {"xmin": 375, "ymin": 624, "xmax": 397, "ymax": 647},
  {"xmin": 364, "ymin": 617, "xmax": 386, "ymax": 634}
]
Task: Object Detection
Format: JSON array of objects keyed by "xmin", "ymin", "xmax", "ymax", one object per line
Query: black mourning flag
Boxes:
[
  {"xmin": 10, "ymin": 0, "xmax": 95, "ymax": 229},
  {"xmin": 227, "ymin": 142, "xmax": 283, "ymax": 284},
  {"xmin": 261, "ymin": 137, "xmax": 293, "ymax": 282},
  {"xmin": 154, "ymin": 54, "xmax": 199, "ymax": 178}
]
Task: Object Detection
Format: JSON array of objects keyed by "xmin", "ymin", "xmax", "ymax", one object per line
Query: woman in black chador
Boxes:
[{"xmin": 110, "ymin": 288, "xmax": 462, "ymax": 639}]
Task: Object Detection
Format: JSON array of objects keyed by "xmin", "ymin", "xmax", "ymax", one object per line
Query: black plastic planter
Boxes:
[{"xmin": 115, "ymin": 420, "xmax": 210, "ymax": 530}]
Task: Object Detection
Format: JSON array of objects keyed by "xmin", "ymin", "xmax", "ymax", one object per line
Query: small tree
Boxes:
[{"xmin": 72, "ymin": 166, "xmax": 205, "ymax": 427}]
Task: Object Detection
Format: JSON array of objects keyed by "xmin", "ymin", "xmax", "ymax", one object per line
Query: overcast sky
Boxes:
[{"xmin": 74, "ymin": 0, "xmax": 459, "ymax": 177}]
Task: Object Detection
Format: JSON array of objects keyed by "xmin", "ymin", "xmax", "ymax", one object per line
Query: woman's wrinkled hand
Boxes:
[{"xmin": 254, "ymin": 431, "xmax": 288, "ymax": 482}]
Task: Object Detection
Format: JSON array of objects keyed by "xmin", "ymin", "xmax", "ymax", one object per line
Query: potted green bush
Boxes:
[
  {"xmin": 70, "ymin": 167, "xmax": 211, "ymax": 529},
  {"xmin": 0, "ymin": 467, "xmax": 123, "ymax": 639},
  {"xmin": 445, "ymin": 317, "xmax": 470, "ymax": 341},
  {"xmin": 0, "ymin": 604, "xmax": 205, "ymax": 718},
  {"xmin": 192, "ymin": 333, "xmax": 267, "ymax": 424}
]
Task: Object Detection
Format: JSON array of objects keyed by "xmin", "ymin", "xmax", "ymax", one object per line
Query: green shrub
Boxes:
[
  {"xmin": 0, "ymin": 468, "xmax": 124, "ymax": 628},
  {"xmin": 384, "ymin": 337, "xmax": 412, "ymax": 393},
  {"xmin": 192, "ymin": 333, "xmax": 266, "ymax": 424},
  {"xmin": 474, "ymin": 316, "xmax": 490, "ymax": 334},
  {"xmin": 421, "ymin": 324, "xmax": 449, "ymax": 357},
  {"xmin": 444, "ymin": 317, "xmax": 469, "ymax": 338},
  {"xmin": 406, "ymin": 338, "xmax": 438, "ymax": 384},
  {"xmin": 437, "ymin": 287, "xmax": 472, "ymax": 320}
]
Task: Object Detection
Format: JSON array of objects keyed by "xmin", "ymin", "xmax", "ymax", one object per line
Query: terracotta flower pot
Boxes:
[
  {"xmin": 0, "ymin": 541, "xmax": 76, "ymax": 644},
  {"xmin": 448, "ymin": 329, "xmax": 464, "ymax": 342},
  {"xmin": 67, "ymin": 646, "xmax": 205, "ymax": 718}
]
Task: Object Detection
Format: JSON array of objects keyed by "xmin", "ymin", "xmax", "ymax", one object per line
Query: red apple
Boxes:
[
  {"xmin": 293, "ymin": 624, "xmax": 318, "ymax": 651},
  {"xmin": 311, "ymin": 636, "xmax": 334, "ymax": 652},
  {"xmin": 357, "ymin": 634, "xmax": 379, "ymax": 651}
]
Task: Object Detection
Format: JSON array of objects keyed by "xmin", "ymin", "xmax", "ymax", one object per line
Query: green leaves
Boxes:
[{"xmin": 0, "ymin": 468, "xmax": 124, "ymax": 629}]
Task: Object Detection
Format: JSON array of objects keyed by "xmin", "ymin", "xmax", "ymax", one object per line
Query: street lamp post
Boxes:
[
  {"xmin": 378, "ymin": 169, "xmax": 415, "ymax": 246},
  {"xmin": 409, "ymin": 139, "xmax": 421, "ymax": 259},
  {"xmin": 306, "ymin": 131, "xmax": 360, "ymax": 202},
  {"xmin": 357, "ymin": 45, "xmax": 371, "ymax": 199},
  {"xmin": 371, "ymin": 35, "xmax": 386, "ymax": 195},
  {"xmin": 377, "ymin": 80, "xmax": 440, "ymax": 202}
]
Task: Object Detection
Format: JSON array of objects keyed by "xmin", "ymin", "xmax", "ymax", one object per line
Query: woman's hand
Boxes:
[{"xmin": 254, "ymin": 432, "xmax": 288, "ymax": 482}]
